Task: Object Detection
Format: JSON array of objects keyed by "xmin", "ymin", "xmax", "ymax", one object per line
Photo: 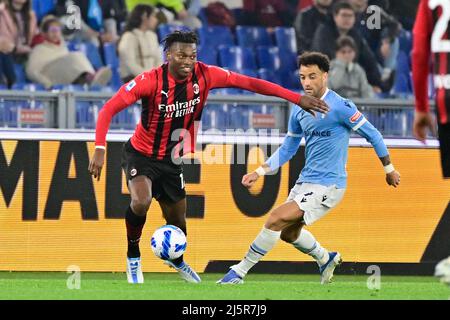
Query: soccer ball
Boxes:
[
  {"xmin": 151, "ymin": 225, "xmax": 187, "ymax": 260},
  {"xmin": 435, "ymin": 256, "xmax": 450, "ymax": 285}
]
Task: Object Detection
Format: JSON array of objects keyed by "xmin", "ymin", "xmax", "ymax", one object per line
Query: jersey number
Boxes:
[
  {"xmin": 180, "ymin": 173, "xmax": 185, "ymax": 189},
  {"xmin": 430, "ymin": 0, "xmax": 450, "ymax": 53}
]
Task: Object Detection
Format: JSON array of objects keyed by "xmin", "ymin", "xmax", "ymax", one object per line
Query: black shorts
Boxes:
[
  {"xmin": 121, "ymin": 140, "xmax": 186, "ymax": 203},
  {"xmin": 438, "ymin": 122, "xmax": 450, "ymax": 178}
]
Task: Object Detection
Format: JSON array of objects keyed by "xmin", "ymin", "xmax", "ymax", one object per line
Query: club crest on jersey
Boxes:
[
  {"xmin": 125, "ymin": 80, "xmax": 136, "ymax": 92},
  {"xmin": 193, "ymin": 83, "xmax": 200, "ymax": 94},
  {"xmin": 350, "ymin": 111, "xmax": 362, "ymax": 123},
  {"xmin": 130, "ymin": 168, "xmax": 137, "ymax": 177}
]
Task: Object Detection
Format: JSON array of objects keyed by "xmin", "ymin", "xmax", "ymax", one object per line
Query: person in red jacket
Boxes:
[
  {"xmin": 412, "ymin": 0, "xmax": 450, "ymax": 179},
  {"xmin": 88, "ymin": 31, "xmax": 329, "ymax": 284}
]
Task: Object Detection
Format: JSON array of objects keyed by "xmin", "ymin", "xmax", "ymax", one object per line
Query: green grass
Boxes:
[{"xmin": 0, "ymin": 272, "xmax": 448, "ymax": 300}]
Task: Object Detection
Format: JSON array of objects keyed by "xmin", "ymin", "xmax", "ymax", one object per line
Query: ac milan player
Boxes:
[
  {"xmin": 412, "ymin": 0, "xmax": 450, "ymax": 178},
  {"xmin": 88, "ymin": 31, "xmax": 329, "ymax": 284}
]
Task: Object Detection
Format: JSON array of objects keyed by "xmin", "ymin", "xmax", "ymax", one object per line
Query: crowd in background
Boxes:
[{"xmin": 0, "ymin": 0, "xmax": 419, "ymax": 99}]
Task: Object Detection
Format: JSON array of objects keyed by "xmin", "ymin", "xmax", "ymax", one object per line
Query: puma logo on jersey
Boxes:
[{"xmin": 161, "ymin": 90, "xmax": 169, "ymax": 97}]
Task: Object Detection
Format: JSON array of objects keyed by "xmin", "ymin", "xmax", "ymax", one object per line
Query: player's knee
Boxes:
[
  {"xmin": 280, "ymin": 229, "xmax": 300, "ymax": 243},
  {"xmin": 265, "ymin": 215, "xmax": 286, "ymax": 231},
  {"xmin": 131, "ymin": 198, "xmax": 151, "ymax": 215}
]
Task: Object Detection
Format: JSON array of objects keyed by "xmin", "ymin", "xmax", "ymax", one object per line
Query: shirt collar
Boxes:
[{"xmin": 320, "ymin": 88, "xmax": 330, "ymax": 100}]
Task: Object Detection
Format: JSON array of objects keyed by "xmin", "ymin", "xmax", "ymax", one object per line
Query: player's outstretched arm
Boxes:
[
  {"xmin": 341, "ymin": 102, "xmax": 400, "ymax": 188},
  {"xmin": 207, "ymin": 65, "xmax": 329, "ymax": 115},
  {"xmin": 88, "ymin": 72, "xmax": 152, "ymax": 181},
  {"xmin": 379, "ymin": 155, "xmax": 401, "ymax": 188},
  {"xmin": 88, "ymin": 93, "xmax": 129, "ymax": 181},
  {"xmin": 242, "ymin": 134, "xmax": 302, "ymax": 188}
]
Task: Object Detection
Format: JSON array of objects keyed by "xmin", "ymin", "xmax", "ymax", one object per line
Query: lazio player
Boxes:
[{"xmin": 218, "ymin": 52, "xmax": 401, "ymax": 285}]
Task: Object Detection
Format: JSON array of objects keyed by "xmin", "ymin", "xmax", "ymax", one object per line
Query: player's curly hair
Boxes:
[
  {"xmin": 162, "ymin": 30, "xmax": 199, "ymax": 52},
  {"xmin": 298, "ymin": 52, "xmax": 330, "ymax": 73}
]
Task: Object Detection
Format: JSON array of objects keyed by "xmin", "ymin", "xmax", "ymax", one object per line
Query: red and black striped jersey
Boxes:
[
  {"xmin": 413, "ymin": 0, "xmax": 450, "ymax": 124},
  {"xmin": 95, "ymin": 61, "xmax": 302, "ymax": 160}
]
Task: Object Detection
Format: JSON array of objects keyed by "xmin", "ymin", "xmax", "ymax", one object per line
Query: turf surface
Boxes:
[{"xmin": 0, "ymin": 272, "xmax": 448, "ymax": 300}]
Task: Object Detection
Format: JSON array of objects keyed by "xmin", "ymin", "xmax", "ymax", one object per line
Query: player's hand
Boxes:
[
  {"xmin": 413, "ymin": 111, "xmax": 437, "ymax": 143},
  {"xmin": 242, "ymin": 172, "xmax": 259, "ymax": 188},
  {"xmin": 88, "ymin": 148, "xmax": 105, "ymax": 181},
  {"xmin": 386, "ymin": 170, "xmax": 400, "ymax": 188},
  {"xmin": 298, "ymin": 95, "xmax": 329, "ymax": 116}
]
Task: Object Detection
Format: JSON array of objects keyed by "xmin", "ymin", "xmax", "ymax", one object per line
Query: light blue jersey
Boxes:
[{"xmin": 266, "ymin": 89, "xmax": 389, "ymax": 188}]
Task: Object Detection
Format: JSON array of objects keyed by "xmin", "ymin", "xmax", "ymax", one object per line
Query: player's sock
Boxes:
[
  {"xmin": 170, "ymin": 226, "xmax": 187, "ymax": 267},
  {"xmin": 232, "ymin": 227, "xmax": 281, "ymax": 277},
  {"xmin": 291, "ymin": 229, "xmax": 329, "ymax": 266},
  {"xmin": 125, "ymin": 206, "xmax": 147, "ymax": 258}
]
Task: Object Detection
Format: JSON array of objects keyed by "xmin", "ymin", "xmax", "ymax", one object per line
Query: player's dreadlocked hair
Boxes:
[
  {"xmin": 298, "ymin": 52, "xmax": 330, "ymax": 73},
  {"xmin": 162, "ymin": 30, "xmax": 199, "ymax": 52}
]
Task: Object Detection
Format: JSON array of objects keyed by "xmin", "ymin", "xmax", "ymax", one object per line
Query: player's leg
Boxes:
[
  {"xmin": 127, "ymin": 176, "xmax": 153, "ymax": 257},
  {"xmin": 217, "ymin": 201, "xmax": 303, "ymax": 284},
  {"xmin": 123, "ymin": 175, "xmax": 152, "ymax": 284},
  {"xmin": 280, "ymin": 221, "xmax": 329, "ymax": 266},
  {"xmin": 158, "ymin": 198, "xmax": 201, "ymax": 283},
  {"xmin": 280, "ymin": 222, "xmax": 341, "ymax": 284},
  {"xmin": 278, "ymin": 183, "xmax": 345, "ymax": 284}
]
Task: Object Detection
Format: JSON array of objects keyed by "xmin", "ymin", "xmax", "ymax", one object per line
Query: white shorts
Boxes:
[{"xmin": 287, "ymin": 183, "xmax": 346, "ymax": 225}]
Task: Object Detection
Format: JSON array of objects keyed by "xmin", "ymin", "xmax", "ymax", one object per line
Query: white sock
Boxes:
[
  {"xmin": 291, "ymin": 229, "xmax": 329, "ymax": 266},
  {"xmin": 232, "ymin": 227, "xmax": 281, "ymax": 277}
]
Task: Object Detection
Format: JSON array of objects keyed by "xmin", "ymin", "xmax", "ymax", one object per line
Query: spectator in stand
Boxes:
[
  {"xmin": 350, "ymin": 0, "xmax": 401, "ymax": 92},
  {"xmin": 0, "ymin": 2, "xmax": 16, "ymax": 87},
  {"xmin": 118, "ymin": 4, "xmax": 162, "ymax": 83},
  {"xmin": 55, "ymin": 0, "xmax": 116, "ymax": 46},
  {"xmin": 26, "ymin": 15, "xmax": 112, "ymax": 89},
  {"xmin": 294, "ymin": 0, "xmax": 334, "ymax": 54},
  {"xmin": 126, "ymin": 0, "xmax": 202, "ymax": 29},
  {"xmin": 242, "ymin": 0, "xmax": 293, "ymax": 28},
  {"xmin": 311, "ymin": 1, "xmax": 384, "ymax": 93},
  {"xmin": 0, "ymin": 0, "xmax": 37, "ymax": 69},
  {"xmin": 101, "ymin": 0, "xmax": 128, "ymax": 42},
  {"xmin": 328, "ymin": 35, "xmax": 374, "ymax": 98}
]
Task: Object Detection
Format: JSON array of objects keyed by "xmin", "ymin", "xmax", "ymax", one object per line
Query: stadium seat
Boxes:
[
  {"xmin": 198, "ymin": 26, "xmax": 234, "ymax": 47},
  {"xmin": 197, "ymin": 45, "xmax": 218, "ymax": 65},
  {"xmin": 236, "ymin": 26, "xmax": 273, "ymax": 47},
  {"xmin": 33, "ymin": 0, "xmax": 56, "ymax": 21},
  {"xmin": 103, "ymin": 42, "xmax": 119, "ymax": 68},
  {"xmin": 239, "ymin": 68, "xmax": 258, "ymax": 78},
  {"xmin": 256, "ymin": 46, "xmax": 281, "ymax": 70},
  {"xmin": 78, "ymin": 42, "xmax": 104, "ymax": 70},
  {"xmin": 111, "ymin": 67, "xmax": 123, "ymax": 91},
  {"xmin": 229, "ymin": 105, "xmax": 249, "ymax": 130},
  {"xmin": 399, "ymin": 30, "xmax": 413, "ymax": 54},
  {"xmin": 392, "ymin": 51, "xmax": 412, "ymax": 96},
  {"xmin": 76, "ymin": 102, "xmax": 94, "ymax": 129},
  {"xmin": 279, "ymin": 51, "xmax": 298, "ymax": 71},
  {"xmin": 157, "ymin": 24, "xmax": 191, "ymax": 42},
  {"xmin": 279, "ymin": 69, "xmax": 301, "ymax": 90},
  {"xmin": 218, "ymin": 46, "xmax": 257, "ymax": 71},
  {"xmin": 198, "ymin": 7, "xmax": 208, "ymax": 26},
  {"xmin": 258, "ymin": 68, "xmax": 283, "ymax": 86},
  {"xmin": 274, "ymin": 27, "xmax": 297, "ymax": 54}
]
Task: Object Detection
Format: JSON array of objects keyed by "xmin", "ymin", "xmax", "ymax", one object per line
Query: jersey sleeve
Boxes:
[
  {"xmin": 339, "ymin": 100, "xmax": 389, "ymax": 158},
  {"xmin": 265, "ymin": 106, "xmax": 303, "ymax": 171},
  {"xmin": 412, "ymin": 0, "xmax": 432, "ymax": 113},
  {"xmin": 95, "ymin": 71, "xmax": 155, "ymax": 147},
  {"xmin": 206, "ymin": 65, "xmax": 302, "ymax": 105},
  {"xmin": 117, "ymin": 71, "xmax": 155, "ymax": 105}
]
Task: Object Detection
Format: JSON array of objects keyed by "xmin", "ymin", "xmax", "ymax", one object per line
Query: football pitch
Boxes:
[{"xmin": 0, "ymin": 272, "xmax": 448, "ymax": 300}]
